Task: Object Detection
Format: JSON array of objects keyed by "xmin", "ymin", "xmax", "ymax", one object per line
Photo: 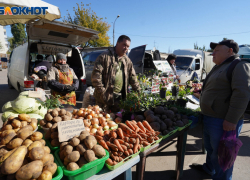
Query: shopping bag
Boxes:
[{"xmin": 218, "ymin": 130, "xmax": 243, "ymax": 172}]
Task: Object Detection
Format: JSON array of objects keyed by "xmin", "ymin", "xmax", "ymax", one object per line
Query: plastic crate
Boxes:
[
  {"xmin": 177, "ymin": 120, "xmax": 192, "ymax": 131},
  {"xmin": 54, "ymin": 149, "xmax": 109, "ymax": 180},
  {"xmin": 105, "ymin": 151, "xmax": 140, "ymax": 171},
  {"xmin": 158, "ymin": 127, "xmax": 178, "ymax": 140},
  {"xmin": 140, "ymin": 137, "xmax": 162, "ymax": 152},
  {"xmin": 45, "ymin": 139, "xmax": 59, "ymax": 152},
  {"xmin": 52, "ymin": 162, "xmax": 63, "ymax": 180}
]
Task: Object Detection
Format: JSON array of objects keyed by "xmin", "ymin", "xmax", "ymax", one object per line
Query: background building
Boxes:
[{"xmin": 0, "ymin": 25, "xmax": 9, "ymax": 56}]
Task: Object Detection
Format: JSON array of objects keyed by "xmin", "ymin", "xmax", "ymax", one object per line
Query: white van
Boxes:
[{"xmin": 7, "ymin": 19, "xmax": 99, "ymax": 99}]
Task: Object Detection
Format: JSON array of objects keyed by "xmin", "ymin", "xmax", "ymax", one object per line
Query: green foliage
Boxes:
[
  {"xmin": 39, "ymin": 95, "xmax": 63, "ymax": 110},
  {"xmin": 64, "ymin": 3, "xmax": 111, "ymax": 48},
  {"xmin": 168, "ymin": 104, "xmax": 200, "ymax": 117},
  {"xmin": 9, "ymin": 24, "xmax": 27, "ymax": 51},
  {"xmin": 166, "ymin": 90, "xmax": 172, "ymax": 96}
]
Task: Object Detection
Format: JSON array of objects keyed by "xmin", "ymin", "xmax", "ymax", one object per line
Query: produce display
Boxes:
[
  {"xmin": 58, "ymin": 130, "xmax": 107, "ymax": 171},
  {"xmin": 97, "ymin": 121, "xmax": 160, "ymax": 166},
  {"xmin": 0, "ymin": 117, "xmax": 58, "ymax": 180},
  {"xmin": 135, "ymin": 106, "xmax": 190, "ymax": 135},
  {"xmin": 1, "ymin": 91, "xmax": 47, "ymax": 122}
]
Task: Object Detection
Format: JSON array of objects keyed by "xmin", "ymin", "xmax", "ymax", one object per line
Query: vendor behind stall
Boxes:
[
  {"xmin": 167, "ymin": 54, "xmax": 179, "ymax": 80},
  {"xmin": 47, "ymin": 53, "xmax": 79, "ymax": 106}
]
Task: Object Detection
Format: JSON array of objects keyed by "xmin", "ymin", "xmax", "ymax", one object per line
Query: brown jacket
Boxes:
[
  {"xmin": 91, "ymin": 47, "xmax": 140, "ymax": 109},
  {"xmin": 200, "ymin": 55, "xmax": 250, "ymax": 124}
]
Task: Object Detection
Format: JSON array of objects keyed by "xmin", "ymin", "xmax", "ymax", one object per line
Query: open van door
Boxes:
[{"xmin": 128, "ymin": 45, "xmax": 146, "ymax": 74}]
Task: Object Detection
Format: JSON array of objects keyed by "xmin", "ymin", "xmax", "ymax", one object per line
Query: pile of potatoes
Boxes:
[
  {"xmin": 1, "ymin": 114, "xmax": 38, "ymax": 135},
  {"xmin": 40, "ymin": 108, "xmax": 74, "ymax": 147},
  {"xmin": 71, "ymin": 105, "xmax": 119, "ymax": 135},
  {"xmin": 59, "ymin": 130, "xmax": 106, "ymax": 171},
  {"xmin": 0, "ymin": 130, "xmax": 57, "ymax": 180},
  {"xmin": 135, "ymin": 106, "xmax": 189, "ymax": 136}
]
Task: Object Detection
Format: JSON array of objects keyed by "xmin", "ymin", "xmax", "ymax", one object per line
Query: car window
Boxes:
[
  {"xmin": 191, "ymin": 60, "xmax": 195, "ymax": 70},
  {"xmin": 83, "ymin": 51, "xmax": 106, "ymax": 65}
]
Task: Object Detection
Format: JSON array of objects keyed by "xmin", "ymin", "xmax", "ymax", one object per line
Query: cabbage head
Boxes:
[
  {"xmin": 27, "ymin": 113, "xmax": 43, "ymax": 120},
  {"xmin": 11, "ymin": 97, "xmax": 37, "ymax": 113},
  {"xmin": 31, "ymin": 105, "xmax": 47, "ymax": 118},
  {"xmin": 2, "ymin": 101, "xmax": 13, "ymax": 112},
  {"xmin": 1, "ymin": 110, "xmax": 19, "ymax": 122}
]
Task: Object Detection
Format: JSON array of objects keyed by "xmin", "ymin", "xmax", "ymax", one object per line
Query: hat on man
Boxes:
[
  {"xmin": 210, "ymin": 39, "xmax": 239, "ymax": 54},
  {"xmin": 56, "ymin": 53, "xmax": 67, "ymax": 62}
]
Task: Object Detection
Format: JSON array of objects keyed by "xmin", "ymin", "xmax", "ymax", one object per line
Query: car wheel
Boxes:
[{"xmin": 8, "ymin": 78, "xmax": 14, "ymax": 89}]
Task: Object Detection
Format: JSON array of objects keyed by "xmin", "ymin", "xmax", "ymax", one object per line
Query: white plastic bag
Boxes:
[{"xmin": 82, "ymin": 86, "xmax": 96, "ymax": 108}]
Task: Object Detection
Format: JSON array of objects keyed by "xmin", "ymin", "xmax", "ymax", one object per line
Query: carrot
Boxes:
[
  {"xmin": 120, "ymin": 144, "xmax": 127, "ymax": 151},
  {"xmin": 137, "ymin": 144, "xmax": 141, "ymax": 151},
  {"xmin": 124, "ymin": 151, "xmax": 130, "ymax": 156},
  {"xmin": 118, "ymin": 151, "xmax": 123, "ymax": 157},
  {"xmin": 137, "ymin": 122, "xmax": 146, "ymax": 133},
  {"xmin": 121, "ymin": 155, "xmax": 126, "ymax": 159},
  {"xmin": 104, "ymin": 130, "xmax": 110, "ymax": 135},
  {"xmin": 130, "ymin": 121, "xmax": 140, "ymax": 133},
  {"xmin": 131, "ymin": 120, "xmax": 137, "ymax": 124},
  {"xmin": 129, "ymin": 143, "xmax": 133, "ymax": 149},
  {"xmin": 138, "ymin": 129, "xmax": 145, "ymax": 133},
  {"xmin": 143, "ymin": 141, "xmax": 150, "ymax": 146},
  {"xmin": 154, "ymin": 136, "xmax": 159, "ymax": 140},
  {"xmin": 116, "ymin": 128, "xmax": 124, "ymax": 139},
  {"xmin": 147, "ymin": 136, "xmax": 154, "ymax": 143},
  {"xmin": 123, "ymin": 131, "xmax": 130, "ymax": 137},
  {"xmin": 106, "ymin": 158, "xmax": 113, "ymax": 166},
  {"xmin": 124, "ymin": 142, "xmax": 130, "ymax": 148},
  {"xmin": 110, "ymin": 130, "xmax": 117, "ymax": 139},
  {"xmin": 129, "ymin": 138, "xmax": 136, "ymax": 144},
  {"xmin": 106, "ymin": 141, "xmax": 118, "ymax": 152},
  {"xmin": 113, "ymin": 139, "xmax": 124, "ymax": 152},
  {"xmin": 133, "ymin": 138, "xmax": 139, "ymax": 153},
  {"xmin": 119, "ymin": 123, "xmax": 133, "ymax": 135},
  {"xmin": 124, "ymin": 137, "xmax": 129, "ymax": 143},
  {"xmin": 109, "ymin": 137, "xmax": 115, "ymax": 143},
  {"xmin": 96, "ymin": 130, "xmax": 104, "ymax": 136},
  {"xmin": 113, "ymin": 161, "xmax": 117, "ymax": 165},
  {"xmin": 125, "ymin": 121, "xmax": 135, "ymax": 131},
  {"xmin": 119, "ymin": 157, "xmax": 123, "ymax": 162},
  {"xmin": 112, "ymin": 151, "xmax": 118, "ymax": 156},
  {"xmin": 117, "ymin": 139, "xmax": 125, "ymax": 144},
  {"xmin": 95, "ymin": 135, "xmax": 103, "ymax": 141},
  {"xmin": 142, "ymin": 121, "xmax": 153, "ymax": 132},
  {"xmin": 155, "ymin": 131, "xmax": 161, "ymax": 136},
  {"xmin": 99, "ymin": 140, "xmax": 109, "ymax": 150},
  {"xmin": 131, "ymin": 133, "xmax": 142, "ymax": 141},
  {"xmin": 138, "ymin": 133, "xmax": 147, "ymax": 139},
  {"xmin": 128, "ymin": 149, "xmax": 133, "ymax": 155}
]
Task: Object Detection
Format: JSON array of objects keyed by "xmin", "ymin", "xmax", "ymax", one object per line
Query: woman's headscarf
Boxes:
[{"xmin": 166, "ymin": 54, "xmax": 177, "ymax": 65}]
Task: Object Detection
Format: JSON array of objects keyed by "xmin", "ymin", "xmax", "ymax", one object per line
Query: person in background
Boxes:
[
  {"xmin": 47, "ymin": 53, "xmax": 79, "ymax": 106},
  {"xmin": 91, "ymin": 35, "xmax": 140, "ymax": 112},
  {"xmin": 167, "ymin": 54, "xmax": 179, "ymax": 79},
  {"xmin": 190, "ymin": 39, "xmax": 250, "ymax": 180}
]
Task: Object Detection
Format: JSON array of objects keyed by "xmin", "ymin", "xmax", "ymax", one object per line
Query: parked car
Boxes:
[
  {"xmin": 82, "ymin": 45, "xmax": 167, "ymax": 85},
  {"xmin": 7, "ymin": 19, "xmax": 99, "ymax": 99}
]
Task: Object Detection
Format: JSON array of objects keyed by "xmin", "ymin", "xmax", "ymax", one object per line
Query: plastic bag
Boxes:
[
  {"xmin": 82, "ymin": 86, "xmax": 95, "ymax": 108},
  {"xmin": 218, "ymin": 130, "xmax": 243, "ymax": 172}
]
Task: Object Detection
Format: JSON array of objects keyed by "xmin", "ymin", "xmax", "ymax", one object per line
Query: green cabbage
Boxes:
[
  {"xmin": 31, "ymin": 105, "xmax": 47, "ymax": 118},
  {"xmin": 2, "ymin": 101, "xmax": 13, "ymax": 112},
  {"xmin": 1, "ymin": 110, "xmax": 19, "ymax": 122},
  {"xmin": 27, "ymin": 113, "xmax": 43, "ymax": 120},
  {"xmin": 11, "ymin": 97, "xmax": 37, "ymax": 113}
]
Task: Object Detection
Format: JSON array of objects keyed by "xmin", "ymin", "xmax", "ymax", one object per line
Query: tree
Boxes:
[
  {"xmin": 8, "ymin": 23, "xmax": 27, "ymax": 51},
  {"xmin": 63, "ymin": 3, "xmax": 111, "ymax": 48},
  {"xmin": 194, "ymin": 42, "xmax": 207, "ymax": 51}
]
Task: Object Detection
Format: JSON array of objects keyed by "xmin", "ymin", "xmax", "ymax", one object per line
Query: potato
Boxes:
[
  {"xmin": 22, "ymin": 139, "xmax": 33, "ymax": 147},
  {"xmin": 30, "ymin": 122, "xmax": 38, "ymax": 131},
  {"xmin": 52, "ymin": 117, "xmax": 62, "ymax": 123},
  {"xmin": 66, "ymin": 162, "xmax": 79, "ymax": 171},
  {"xmin": 45, "ymin": 114, "xmax": 53, "ymax": 122},
  {"xmin": 1, "ymin": 130, "xmax": 15, "ymax": 138},
  {"xmin": 4, "ymin": 124, "xmax": 13, "ymax": 130},
  {"xmin": 50, "ymin": 139, "xmax": 60, "ymax": 147},
  {"xmin": 79, "ymin": 131, "xmax": 90, "ymax": 142},
  {"xmin": 39, "ymin": 120, "xmax": 47, "ymax": 127},
  {"xmin": 17, "ymin": 125, "xmax": 33, "ymax": 134},
  {"xmin": 41, "ymin": 153, "xmax": 54, "ymax": 166},
  {"xmin": 76, "ymin": 144, "xmax": 87, "ymax": 155},
  {"xmin": 12, "ymin": 120, "xmax": 21, "ymax": 129},
  {"xmin": 31, "ymin": 118, "xmax": 38, "ymax": 124},
  {"xmin": 50, "ymin": 123, "xmax": 58, "ymax": 133},
  {"xmin": 1, "ymin": 146, "xmax": 27, "ymax": 174},
  {"xmin": 66, "ymin": 111, "xmax": 72, "ymax": 118},
  {"xmin": 16, "ymin": 160, "xmax": 43, "ymax": 180},
  {"xmin": 44, "ymin": 130, "xmax": 51, "ymax": 140},
  {"xmin": 59, "ymin": 150, "xmax": 65, "ymax": 160},
  {"xmin": 17, "ymin": 131, "xmax": 33, "ymax": 140},
  {"xmin": 0, "ymin": 148, "xmax": 16, "ymax": 165},
  {"xmin": 0, "ymin": 145, "xmax": 9, "ymax": 157},
  {"xmin": 60, "ymin": 142, "xmax": 68, "ymax": 151},
  {"xmin": 61, "ymin": 115, "xmax": 70, "ymax": 121},
  {"xmin": 67, "ymin": 151, "xmax": 80, "ymax": 162},
  {"xmin": 28, "ymin": 141, "xmax": 43, "ymax": 151},
  {"xmin": 55, "ymin": 108, "xmax": 61, "ymax": 111},
  {"xmin": 58, "ymin": 109, "xmax": 66, "ymax": 116},
  {"xmin": 39, "ymin": 139, "xmax": 46, "ymax": 146},
  {"xmin": 14, "ymin": 128, "xmax": 21, "ymax": 133},
  {"xmin": 43, "ymin": 163, "xmax": 57, "ymax": 175},
  {"xmin": 51, "ymin": 110, "xmax": 58, "ymax": 117},
  {"xmin": 21, "ymin": 121, "xmax": 28, "ymax": 128},
  {"xmin": 64, "ymin": 145, "xmax": 73, "ymax": 156},
  {"xmin": 84, "ymin": 135, "xmax": 97, "ymax": 149},
  {"xmin": 50, "ymin": 132, "xmax": 58, "ymax": 139},
  {"xmin": 38, "ymin": 170, "xmax": 52, "ymax": 180},
  {"xmin": 78, "ymin": 156, "xmax": 88, "ymax": 167},
  {"xmin": 7, "ymin": 138, "xmax": 23, "ymax": 149},
  {"xmin": 43, "ymin": 146, "xmax": 51, "ymax": 154},
  {"xmin": 30, "ymin": 132, "xmax": 43, "ymax": 141},
  {"xmin": 1, "ymin": 132, "xmax": 16, "ymax": 145},
  {"xmin": 48, "ymin": 109, "xmax": 53, "ymax": 113},
  {"xmin": 69, "ymin": 137, "xmax": 80, "ymax": 147},
  {"xmin": 46, "ymin": 123, "xmax": 53, "ymax": 128},
  {"xmin": 29, "ymin": 147, "xmax": 44, "ymax": 161},
  {"xmin": 84, "ymin": 150, "xmax": 97, "ymax": 162},
  {"xmin": 18, "ymin": 114, "xmax": 31, "ymax": 122},
  {"xmin": 92, "ymin": 145, "xmax": 106, "ymax": 158}
]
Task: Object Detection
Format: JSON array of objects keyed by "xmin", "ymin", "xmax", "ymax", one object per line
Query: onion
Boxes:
[
  {"xmin": 105, "ymin": 114, "xmax": 110, "ymax": 118},
  {"xmin": 101, "ymin": 122, "xmax": 108, "ymax": 127},
  {"xmin": 85, "ymin": 127, "xmax": 90, "ymax": 132},
  {"xmin": 98, "ymin": 117, "xmax": 106, "ymax": 124},
  {"xmin": 98, "ymin": 114, "xmax": 103, "ymax": 118},
  {"xmin": 115, "ymin": 117, "xmax": 122, "ymax": 124},
  {"xmin": 91, "ymin": 128, "xmax": 97, "ymax": 134},
  {"xmin": 93, "ymin": 124, "xmax": 99, "ymax": 129},
  {"xmin": 77, "ymin": 110, "xmax": 84, "ymax": 117},
  {"xmin": 90, "ymin": 111, "xmax": 96, "ymax": 116},
  {"xmin": 72, "ymin": 109, "xmax": 78, "ymax": 115},
  {"xmin": 86, "ymin": 115, "xmax": 92, "ymax": 119},
  {"xmin": 91, "ymin": 118, "xmax": 99, "ymax": 125},
  {"xmin": 108, "ymin": 121, "xmax": 117, "ymax": 128},
  {"xmin": 103, "ymin": 125, "xmax": 109, "ymax": 130},
  {"xmin": 95, "ymin": 110, "xmax": 100, "ymax": 114},
  {"xmin": 97, "ymin": 126, "xmax": 103, "ymax": 131},
  {"xmin": 106, "ymin": 118, "xmax": 112, "ymax": 122},
  {"xmin": 83, "ymin": 120, "xmax": 91, "ymax": 127}
]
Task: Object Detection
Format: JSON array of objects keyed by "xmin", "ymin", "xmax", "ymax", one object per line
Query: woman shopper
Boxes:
[
  {"xmin": 167, "ymin": 54, "xmax": 179, "ymax": 80},
  {"xmin": 47, "ymin": 53, "xmax": 79, "ymax": 106}
]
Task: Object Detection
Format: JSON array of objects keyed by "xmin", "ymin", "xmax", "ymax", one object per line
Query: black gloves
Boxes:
[{"xmin": 64, "ymin": 85, "xmax": 75, "ymax": 92}]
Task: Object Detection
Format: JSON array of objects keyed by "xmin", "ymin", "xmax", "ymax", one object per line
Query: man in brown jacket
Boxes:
[
  {"xmin": 191, "ymin": 39, "xmax": 250, "ymax": 180},
  {"xmin": 91, "ymin": 35, "xmax": 140, "ymax": 112}
]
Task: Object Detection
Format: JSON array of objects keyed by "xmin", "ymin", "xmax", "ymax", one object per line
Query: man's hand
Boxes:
[
  {"xmin": 176, "ymin": 75, "xmax": 179, "ymax": 79},
  {"xmin": 223, "ymin": 120, "xmax": 237, "ymax": 131}
]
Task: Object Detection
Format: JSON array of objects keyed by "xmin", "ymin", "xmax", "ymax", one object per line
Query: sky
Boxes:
[{"xmin": 5, "ymin": 0, "xmax": 250, "ymax": 53}]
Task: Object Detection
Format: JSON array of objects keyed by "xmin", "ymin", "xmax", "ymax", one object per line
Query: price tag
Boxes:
[
  {"xmin": 28, "ymin": 91, "xmax": 42, "ymax": 98},
  {"xmin": 57, "ymin": 119, "xmax": 85, "ymax": 142}
]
